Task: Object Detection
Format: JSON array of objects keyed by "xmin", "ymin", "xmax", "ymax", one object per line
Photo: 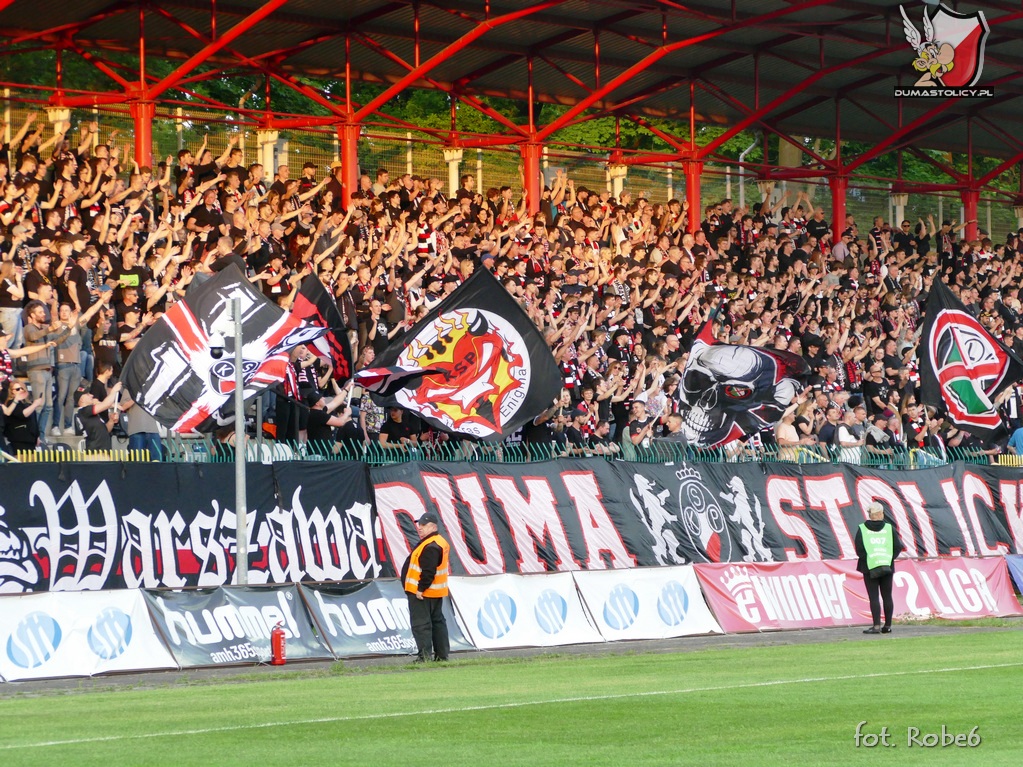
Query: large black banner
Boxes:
[
  {"xmin": 3, "ymin": 459, "xmax": 1022, "ymax": 590},
  {"xmin": 681, "ymin": 461, "xmax": 1020, "ymax": 563},
  {"xmin": 300, "ymin": 579, "xmax": 472, "ymax": 658},
  {"xmin": 0, "ymin": 462, "xmax": 386, "ymax": 593},
  {"xmin": 372, "ymin": 460, "xmax": 1023, "ymax": 573},
  {"xmin": 144, "ymin": 585, "xmax": 333, "ymax": 667},
  {"xmin": 373, "ymin": 459, "xmax": 655, "ymax": 576},
  {"xmin": 270, "ymin": 462, "xmax": 390, "ymax": 582}
]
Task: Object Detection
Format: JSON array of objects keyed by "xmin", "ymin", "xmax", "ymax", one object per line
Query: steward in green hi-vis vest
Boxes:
[{"xmin": 859, "ymin": 523, "xmax": 894, "ymax": 572}]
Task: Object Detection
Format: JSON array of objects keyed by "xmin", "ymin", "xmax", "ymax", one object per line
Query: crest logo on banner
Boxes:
[
  {"xmin": 533, "ymin": 589, "xmax": 569, "ymax": 635},
  {"xmin": 678, "ymin": 467, "xmax": 732, "ymax": 563},
  {"xmin": 209, "ymin": 359, "xmax": 263, "ymax": 395},
  {"xmin": 397, "ymin": 308, "xmax": 529, "ymax": 438},
  {"xmin": 87, "ymin": 608, "xmax": 132, "ymax": 660},
  {"xmin": 930, "ymin": 310, "xmax": 1007, "ymax": 430},
  {"xmin": 477, "ymin": 590, "xmax": 517, "ymax": 639},
  {"xmin": 7, "ymin": 612, "xmax": 62, "ymax": 668},
  {"xmin": 602, "ymin": 584, "xmax": 640, "ymax": 630},
  {"xmin": 920, "ymin": 279, "xmax": 1023, "ymax": 439},
  {"xmin": 629, "ymin": 466, "xmax": 737, "ymax": 565},
  {"xmin": 365, "ymin": 268, "xmax": 561, "ymax": 441},
  {"xmin": 896, "ymin": 3, "xmax": 992, "ymax": 97},
  {"xmin": 657, "ymin": 581, "xmax": 690, "ymax": 626}
]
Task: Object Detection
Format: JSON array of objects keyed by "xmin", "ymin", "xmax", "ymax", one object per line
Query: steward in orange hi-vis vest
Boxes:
[
  {"xmin": 403, "ymin": 533, "xmax": 450, "ymax": 598},
  {"xmin": 400, "ymin": 512, "xmax": 451, "ymax": 662}
]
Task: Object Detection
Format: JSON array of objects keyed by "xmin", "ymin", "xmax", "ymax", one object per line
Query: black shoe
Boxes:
[
  {"xmin": 881, "ymin": 626, "xmax": 892, "ymax": 634},
  {"xmin": 863, "ymin": 626, "xmax": 881, "ymax": 634},
  {"xmin": 433, "ymin": 656, "xmax": 449, "ymax": 662},
  {"xmin": 412, "ymin": 656, "xmax": 427, "ymax": 664}
]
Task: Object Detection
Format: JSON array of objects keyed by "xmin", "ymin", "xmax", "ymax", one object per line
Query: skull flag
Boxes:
[
  {"xmin": 678, "ymin": 318, "xmax": 809, "ymax": 448},
  {"xmin": 369, "ymin": 268, "xmax": 562, "ymax": 440},
  {"xmin": 122, "ymin": 265, "xmax": 326, "ymax": 433},
  {"xmin": 920, "ymin": 278, "xmax": 1023, "ymax": 440},
  {"xmin": 292, "ymin": 275, "xmax": 354, "ymax": 383}
]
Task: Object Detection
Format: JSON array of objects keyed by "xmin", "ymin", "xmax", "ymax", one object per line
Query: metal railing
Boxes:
[
  {"xmin": 153, "ymin": 438, "xmax": 1000, "ymax": 469},
  {"xmin": 2, "ymin": 435, "xmax": 1001, "ymax": 468}
]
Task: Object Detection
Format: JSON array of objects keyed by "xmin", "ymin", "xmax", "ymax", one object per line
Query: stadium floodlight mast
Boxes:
[{"xmin": 211, "ymin": 297, "xmax": 249, "ymax": 584}]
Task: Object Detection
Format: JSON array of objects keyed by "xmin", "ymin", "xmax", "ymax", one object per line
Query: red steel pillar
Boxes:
[
  {"xmin": 682, "ymin": 159, "xmax": 702, "ymax": 233},
  {"xmin": 829, "ymin": 175, "xmax": 848, "ymax": 242},
  {"xmin": 521, "ymin": 141, "xmax": 542, "ymax": 216},
  {"xmin": 338, "ymin": 121, "xmax": 360, "ymax": 211},
  {"xmin": 130, "ymin": 101, "xmax": 155, "ymax": 168},
  {"xmin": 960, "ymin": 188, "xmax": 979, "ymax": 241}
]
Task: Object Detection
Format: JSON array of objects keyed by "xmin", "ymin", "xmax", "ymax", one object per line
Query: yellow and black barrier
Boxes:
[{"xmin": 14, "ymin": 449, "xmax": 152, "ymax": 463}]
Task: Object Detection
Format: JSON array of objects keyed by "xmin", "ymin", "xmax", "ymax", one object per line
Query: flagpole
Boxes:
[
  {"xmin": 234, "ymin": 296, "xmax": 249, "ymax": 586},
  {"xmin": 255, "ymin": 397, "xmax": 264, "ymax": 458}
]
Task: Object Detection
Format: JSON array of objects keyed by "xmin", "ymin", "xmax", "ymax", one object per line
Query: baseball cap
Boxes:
[
  {"xmin": 73, "ymin": 386, "xmax": 91, "ymax": 406},
  {"xmin": 417, "ymin": 512, "xmax": 439, "ymax": 526}
]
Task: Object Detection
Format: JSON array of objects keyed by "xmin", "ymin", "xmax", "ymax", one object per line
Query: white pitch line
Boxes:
[{"xmin": 2, "ymin": 661, "xmax": 1021, "ymax": 750}]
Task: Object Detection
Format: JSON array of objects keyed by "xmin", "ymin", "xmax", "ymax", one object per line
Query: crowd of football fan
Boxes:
[{"xmin": 3, "ymin": 112, "xmax": 1023, "ymax": 461}]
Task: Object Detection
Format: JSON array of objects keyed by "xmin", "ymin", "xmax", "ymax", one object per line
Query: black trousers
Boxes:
[
  {"xmin": 863, "ymin": 572, "xmax": 894, "ymax": 628},
  {"xmin": 407, "ymin": 593, "xmax": 449, "ymax": 661},
  {"xmin": 274, "ymin": 397, "xmax": 299, "ymax": 446}
]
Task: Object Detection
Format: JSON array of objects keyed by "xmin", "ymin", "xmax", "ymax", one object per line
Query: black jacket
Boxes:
[{"xmin": 400, "ymin": 536, "xmax": 445, "ymax": 594}]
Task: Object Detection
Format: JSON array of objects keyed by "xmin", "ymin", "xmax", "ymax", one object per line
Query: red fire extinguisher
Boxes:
[{"xmin": 270, "ymin": 621, "xmax": 286, "ymax": 665}]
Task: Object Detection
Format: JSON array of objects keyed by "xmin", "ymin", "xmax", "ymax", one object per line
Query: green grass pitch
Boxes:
[{"xmin": 0, "ymin": 631, "xmax": 1020, "ymax": 766}]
